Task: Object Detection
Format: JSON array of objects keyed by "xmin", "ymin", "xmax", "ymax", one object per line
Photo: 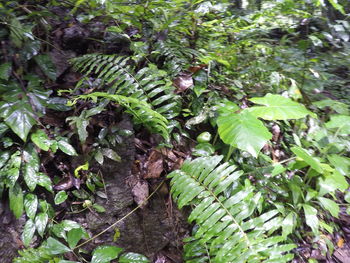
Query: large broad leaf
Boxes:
[
  {"xmin": 91, "ymin": 245, "xmax": 123, "ymax": 263},
  {"xmin": 247, "ymin": 93, "xmax": 315, "ymax": 120},
  {"xmin": 325, "ymin": 115, "xmax": 350, "ymax": 135},
  {"xmin": 318, "ymin": 171, "xmax": 349, "ymax": 196},
  {"xmin": 217, "ymin": 110, "xmax": 272, "ymax": 157},
  {"xmin": 31, "ymin": 129, "xmax": 52, "ymax": 151},
  {"xmin": 34, "ymin": 54, "xmax": 57, "ymax": 81},
  {"xmin": 317, "ymin": 197, "xmax": 339, "ymax": 218},
  {"xmin": 35, "ymin": 212, "xmax": 49, "ymax": 237},
  {"xmin": 44, "ymin": 237, "xmax": 71, "ymax": 255},
  {"xmin": 0, "ymin": 101, "xmax": 37, "ymax": 141}
]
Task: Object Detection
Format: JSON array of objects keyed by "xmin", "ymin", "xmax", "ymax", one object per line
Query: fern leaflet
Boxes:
[{"xmin": 168, "ymin": 156, "xmax": 296, "ymax": 263}]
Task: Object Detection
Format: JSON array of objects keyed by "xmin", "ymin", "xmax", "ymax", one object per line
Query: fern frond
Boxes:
[
  {"xmin": 168, "ymin": 156, "xmax": 296, "ymax": 263},
  {"xmin": 70, "ymin": 54, "xmax": 182, "ymax": 120},
  {"xmin": 77, "ymin": 92, "xmax": 169, "ymax": 141}
]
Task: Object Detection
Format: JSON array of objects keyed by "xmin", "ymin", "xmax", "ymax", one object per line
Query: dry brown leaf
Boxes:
[
  {"xmin": 173, "ymin": 73, "xmax": 193, "ymax": 94},
  {"xmin": 144, "ymin": 150, "xmax": 164, "ymax": 179},
  {"xmin": 131, "ymin": 181, "xmax": 149, "ymax": 207}
]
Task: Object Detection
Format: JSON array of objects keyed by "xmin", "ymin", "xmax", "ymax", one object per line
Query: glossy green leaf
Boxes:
[
  {"xmin": 0, "ymin": 101, "xmax": 37, "ymax": 141},
  {"xmin": 54, "ymin": 191, "xmax": 68, "ymax": 205},
  {"xmin": 24, "ymin": 193, "xmax": 38, "ymax": 220},
  {"xmin": 291, "ymin": 146, "xmax": 323, "ymax": 173},
  {"xmin": 303, "ymin": 204, "xmax": 319, "ymax": 235},
  {"xmin": 37, "ymin": 172, "xmax": 53, "ymax": 192},
  {"xmin": 31, "ymin": 129, "xmax": 52, "ymax": 151},
  {"xmin": 23, "ymin": 144, "xmax": 40, "ymax": 191},
  {"xmin": 34, "ymin": 54, "xmax": 57, "ymax": 80},
  {"xmin": 22, "ymin": 219, "xmax": 36, "ymax": 247},
  {"xmin": 247, "ymin": 93, "xmax": 315, "ymax": 120},
  {"xmin": 9, "ymin": 183, "xmax": 24, "ymax": 219},
  {"xmin": 119, "ymin": 252, "xmax": 149, "ymax": 263},
  {"xmin": 101, "ymin": 148, "xmax": 121, "ymax": 162},
  {"xmin": 58, "ymin": 140, "xmax": 78, "ymax": 156},
  {"xmin": 325, "ymin": 115, "xmax": 350, "ymax": 135},
  {"xmin": 67, "ymin": 228, "xmax": 84, "ymax": 248},
  {"xmin": 217, "ymin": 110, "xmax": 272, "ymax": 157},
  {"xmin": 44, "ymin": 237, "xmax": 71, "ymax": 255},
  {"xmin": 0, "ymin": 62, "xmax": 12, "ymax": 80},
  {"xmin": 35, "ymin": 212, "xmax": 49, "ymax": 237},
  {"xmin": 91, "ymin": 245, "xmax": 123, "ymax": 263},
  {"xmin": 94, "ymin": 150, "xmax": 104, "ymax": 164},
  {"xmin": 318, "ymin": 197, "xmax": 339, "ymax": 218}
]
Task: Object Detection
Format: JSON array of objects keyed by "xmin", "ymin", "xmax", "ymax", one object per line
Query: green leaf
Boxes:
[
  {"xmin": 34, "ymin": 54, "xmax": 57, "ymax": 80},
  {"xmin": 9, "ymin": 183, "xmax": 24, "ymax": 219},
  {"xmin": 317, "ymin": 197, "xmax": 339, "ymax": 218},
  {"xmin": 313, "ymin": 99, "xmax": 349, "ymax": 115},
  {"xmin": 67, "ymin": 228, "xmax": 84, "ymax": 249},
  {"xmin": 318, "ymin": 171, "xmax": 348, "ymax": 196},
  {"xmin": 217, "ymin": 110, "xmax": 272, "ymax": 157},
  {"xmin": 54, "ymin": 191, "xmax": 68, "ymax": 205},
  {"xmin": 325, "ymin": 115, "xmax": 350, "ymax": 135},
  {"xmin": 23, "ymin": 144, "xmax": 40, "ymax": 191},
  {"xmin": 282, "ymin": 212, "xmax": 295, "ymax": 238},
  {"xmin": 91, "ymin": 245, "xmax": 123, "ymax": 263},
  {"xmin": 31, "ymin": 129, "xmax": 52, "ymax": 151},
  {"xmin": 22, "ymin": 219, "xmax": 36, "ymax": 247},
  {"xmin": 0, "ymin": 62, "xmax": 12, "ymax": 80},
  {"xmin": 37, "ymin": 172, "xmax": 53, "ymax": 192},
  {"xmin": 0, "ymin": 101, "xmax": 37, "ymax": 141},
  {"xmin": 95, "ymin": 150, "xmax": 104, "ymax": 164},
  {"xmin": 35, "ymin": 212, "xmax": 49, "ymax": 237},
  {"xmin": 58, "ymin": 140, "xmax": 78, "ymax": 156},
  {"xmin": 119, "ymin": 252, "xmax": 149, "ymax": 263},
  {"xmin": 303, "ymin": 204, "xmax": 319, "ymax": 235},
  {"xmin": 44, "ymin": 237, "xmax": 71, "ymax": 255},
  {"xmin": 291, "ymin": 146, "xmax": 323, "ymax": 173},
  {"xmin": 101, "ymin": 148, "xmax": 121, "ymax": 162},
  {"xmin": 247, "ymin": 93, "xmax": 316, "ymax": 120},
  {"xmin": 328, "ymin": 155, "xmax": 350, "ymax": 176},
  {"xmin": 24, "ymin": 193, "xmax": 38, "ymax": 220},
  {"xmin": 92, "ymin": 204, "xmax": 106, "ymax": 213}
]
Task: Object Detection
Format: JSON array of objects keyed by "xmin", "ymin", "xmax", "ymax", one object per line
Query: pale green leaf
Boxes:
[
  {"xmin": 22, "ymin": 219, "xmax": 36, "ymax": 247},
  {"xmin": 58, "ymin": 140, "xmax": 78, "ymax": 156},
  {"xmin": 24, "ymin": 193, "xmax": 38, "ymax": 220},
  {"xmin": 247, "ymin": 93, "xmax": 315, "ymax": 120},
  {"xmin": 44, "ymin": 237, "xmax": 71, "ymax": 255},
  {"xmin": 318, "ymin": 197, "xmax": 339, "ymax": 218},
  {"xmin": 54, "ymin": 191, "xmax": 68, "ymax": 205},
  {"xmin": 217, "ymin": 110, "xmax": 272, "ymax": 157},
  {"xmin": 119, "ymin": 252, "xmax": 149, "ymax": 263},
  {"xmin": 31, "ymin": 129, "xmax": 52, "ymax": 151},
  {"xmin": 303, "ymin": 204, "xmax": 319, "ymax": 235},
  {"xmin": 291, "ymin": 146, "xmax": 323, "ymax": 173},
  {"xmin": 35, "ymin": 212, "xmax": 49, "ymax": 237},
  {"xmin": 325, "ymin": 115, "xmax": 350, "ymax": 135}
]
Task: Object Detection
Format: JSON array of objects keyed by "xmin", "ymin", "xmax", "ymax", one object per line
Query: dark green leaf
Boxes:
[
  {"xmin": 34, "ymin": 54, "xmax": 57, "ymax": 80},
  {"xmin": 101, "ymin": 148, "xmax": 121, "ymax": 162},
  {"xmin": 67, "ymin": 228, "xmax": 84, "ymax": 249},
  {"xmin": 0, "ymin": 62, "xmax": 12, "ymax": 80},
  {"xmin": 9, "ymin": 183, "xmax": 23, "ymax": 219}
]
